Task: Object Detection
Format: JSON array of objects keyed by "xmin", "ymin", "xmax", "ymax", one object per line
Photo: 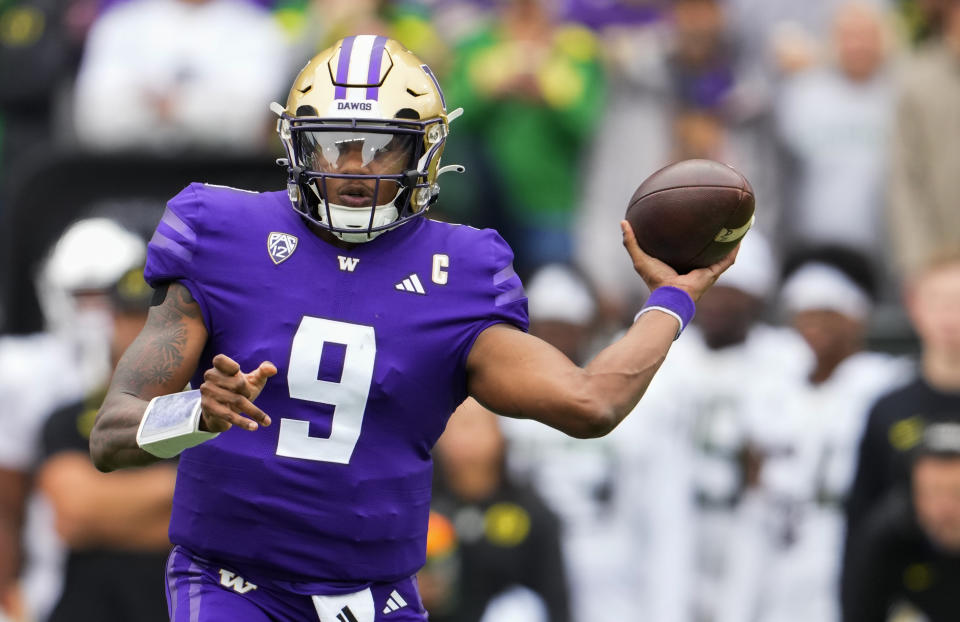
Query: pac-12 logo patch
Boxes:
[{"xmin": 268, "ymin": 232, "xmax": 298, "ymax": 265}]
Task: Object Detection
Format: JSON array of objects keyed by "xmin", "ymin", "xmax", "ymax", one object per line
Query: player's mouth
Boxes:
[{"xmin": 336, "ymin": 183, "xmax": 375, "ymax": 208}]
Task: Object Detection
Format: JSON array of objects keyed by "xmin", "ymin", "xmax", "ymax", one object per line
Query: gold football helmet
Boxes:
[{"xmin": 273, "ymin": 36, "xmax": 463, "ymax": 243}]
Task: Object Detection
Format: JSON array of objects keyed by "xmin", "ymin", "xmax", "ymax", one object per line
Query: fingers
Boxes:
[
  {"xmin": 205, "ymin": 360, "xmax": 254, "ymax": 399},
  {"xmin": 247, "ymin": 361, "xmax": 278, "ymax": 392},
  {"xmin": 621, "ymin": 220, "xmax": 678, "ymax": 290},
  {"xmin": 714, "ymin": 241, "xmax": 741, "ymax": 274},
  {"xmin": 213, "ymin": 354, "xmax": 242, "ymax": 376},
  {"xmin": 199, "ymin": 382, "xmax": 272, "ymax": 431},
  {"xmin": 674, "ymin": 241, "xmax": 742, "ymax": 302},
  {"xmin": 620, "ymin": 220, "xmax": 639, "ymax": 254},
  {"xmin": 201, "ymin": 355, "xmax": 276, "ymax": 432},
  {"xmin": 620, "ymin": 221, "xmax": 655, "ymax": 268},
  {"xmin": 689, "ymin": 241, "xmax": 741, "ymax": 281}
]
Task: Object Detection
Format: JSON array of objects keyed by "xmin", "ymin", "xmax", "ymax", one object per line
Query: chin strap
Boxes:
[{"xmin": 305, "ymin": 182, "xmax": 402, "ymax": 242}]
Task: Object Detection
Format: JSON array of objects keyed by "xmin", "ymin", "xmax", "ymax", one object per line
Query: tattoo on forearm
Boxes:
[{"xmin": 114, "ymin": 284, "xmax": 198, "ymax": 394}]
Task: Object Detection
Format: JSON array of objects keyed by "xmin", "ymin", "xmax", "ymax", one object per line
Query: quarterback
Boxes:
[{"xmin": 90, "ymin": 36, "xmax": 736, "ymax": 622}]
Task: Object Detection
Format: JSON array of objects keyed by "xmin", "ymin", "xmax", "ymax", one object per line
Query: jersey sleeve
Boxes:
[
  {"xmin": 456, "ymin": 228, "xmax": 529, "ymax": 367},
  {"xmin": 144, "ymin": 183, "xmax": 212, "ymax": 324}
]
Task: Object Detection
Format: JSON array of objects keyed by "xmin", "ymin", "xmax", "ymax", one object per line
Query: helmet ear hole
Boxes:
[
  {"xmin": 296, "ymin": 105, "xmax": 318, "ymax": 117},
  {"xmin": 395, "ymin": 108, "xmax": 420, "ymax": 120}
]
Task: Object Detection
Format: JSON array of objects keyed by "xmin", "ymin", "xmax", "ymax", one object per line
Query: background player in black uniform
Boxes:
[
  {"xmin": 843, "ymin": 249, "xmax": 960, "ymax": 612},
  {"xmin": 421, "ymin": 399, "xmax": 570, "ymax": 622},
  {"xmin": 36, "ymin": 264, "xmax": 174, "ymax": 622},
  {"xmin": 843, "ymin": 422, "xmax": 960, "ymax": 622},
  {"xmin": 845, "ymin": 251, "xmax": 960, "ymax": 532}
]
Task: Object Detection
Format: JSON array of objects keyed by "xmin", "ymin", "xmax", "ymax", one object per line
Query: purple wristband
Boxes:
[{"xmin": 634, "ymin": 286, "xmax": 696, "ymax": 340}]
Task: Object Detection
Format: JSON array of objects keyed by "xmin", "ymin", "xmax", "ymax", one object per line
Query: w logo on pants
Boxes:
[{"xmin": 218, "ymin": 569, "xmax": 257, "ymax": 594}]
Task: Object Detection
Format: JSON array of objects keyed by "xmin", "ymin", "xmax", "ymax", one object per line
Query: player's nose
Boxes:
[{"xmin": 336, "ymin": 144, "xmax": 372, "ymax": 173}]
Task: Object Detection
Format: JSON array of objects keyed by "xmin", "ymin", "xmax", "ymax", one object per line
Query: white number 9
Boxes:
[{"xmin": 276, "ymin": 317, "xmax": 376, "ymax": 464}]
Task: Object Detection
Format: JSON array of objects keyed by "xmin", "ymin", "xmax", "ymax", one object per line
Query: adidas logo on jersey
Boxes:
[
  {"xmin": 382, "ymin": 590, "xmax": 408, "ymax": 614},
  {"xmin": 395, "ymin": 274, "xmax": 426, "ymax": 294}
]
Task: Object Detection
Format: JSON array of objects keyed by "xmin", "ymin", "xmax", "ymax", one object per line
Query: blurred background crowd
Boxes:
[{"xmin": 2, "ymin": 0, "xmax": 960, "ymax": 621}]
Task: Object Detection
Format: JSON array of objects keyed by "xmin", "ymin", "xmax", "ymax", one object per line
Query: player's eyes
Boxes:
[{"xmin": 299, "ymin": 132, "xmax": 414, "ymax": 169}]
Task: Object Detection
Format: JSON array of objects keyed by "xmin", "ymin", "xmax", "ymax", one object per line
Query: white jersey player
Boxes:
[
  {"xmin": 0, "ymin": 218, "xmax": 146, "ymax": 622},
  {"xmin": 499, "ymin": 264, "xmax": 638, "ymax": 621},
  {"xmin": 718, "ymin": 252, "xmax": 912, "ymax": 622},
  {"xmin": 617, "ymin": 233, "xmax": 812, "ymax": 622}
]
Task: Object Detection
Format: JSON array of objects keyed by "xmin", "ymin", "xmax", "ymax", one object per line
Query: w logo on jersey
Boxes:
[
  {"xmin": 338, "ymin": 256, "xmax": 360, "ymax": 272},
  {"xmin": 268, "ymin": 232, "xmax": 298, "ymax": 265},
  {"xmin": 218, "ymin": 569, "xmax": 258, "ymax": 594}
]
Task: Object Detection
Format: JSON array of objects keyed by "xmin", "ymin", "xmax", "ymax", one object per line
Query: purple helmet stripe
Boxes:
[
  {"xmin": 365, "ymin": 36, "xmax": 388, "ymax": 100},
  {"xmin": 421, "ymin": 64, "xmax": 446, "ymax": 109},
  {"xmin": 334, "ymin": 35, "xmax": 357, "ymax": 100}
]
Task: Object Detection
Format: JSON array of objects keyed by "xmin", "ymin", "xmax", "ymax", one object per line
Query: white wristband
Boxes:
[{"xmin": 136, "ymin": 390, "xmax": 219, "ymax": 458}]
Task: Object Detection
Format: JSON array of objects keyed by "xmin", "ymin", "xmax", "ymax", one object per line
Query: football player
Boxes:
[{"xmin": 89, "ymin": 36, "xmax": 737, "ymax": 622}]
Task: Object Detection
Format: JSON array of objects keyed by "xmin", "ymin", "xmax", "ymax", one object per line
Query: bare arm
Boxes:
[
  {"xmin": 467, "ymin": 221, "xmax": 737, "ymax": 438},
  {"xmin": 90, "ymin": 283, "xmax": 208, "ymax": 471},
  {"xmin": 0, "ymin": 468, "xmax": 27, "ymax": 616},
  {"xmin": 90, "ymin": 282, "xmax": 276, "ymax": 472},
  {"xmin": 37, "ymin": 452, "xmax": 175, "ymax": 550}
]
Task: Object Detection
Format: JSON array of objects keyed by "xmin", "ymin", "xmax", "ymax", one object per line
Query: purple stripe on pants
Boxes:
[
  {"xmin": 187, "ymin": 562, "xmax": 203, "ymax": 622},
  {"xmin": 166, "ymin": 547, "xmax": 194, "ymax": 621},
  {"xmin": 165, "ymin": 550, "xmax": 178, "ymax": 621},
  {"xmin": 366, "ymin": 36, "xmax": 388, "ymax": 100},
  {"xmin": 334, "ymin": 35, "xmax": 356, "ymax": 99}
]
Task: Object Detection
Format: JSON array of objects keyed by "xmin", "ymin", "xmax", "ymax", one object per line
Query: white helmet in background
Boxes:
[
  {"xmin": 714, "ymin": 231, "xmax": 777, "ymax": 300},
  {"xmin": 36, "ymin": 218, "xmax": 147, "ymax": 391}
]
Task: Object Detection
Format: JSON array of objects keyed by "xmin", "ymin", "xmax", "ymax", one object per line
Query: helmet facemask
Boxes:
[
  {"xmin": 273, "ymin": 36, "xmax": 462, "ymax": 243},
  {"xmin": 278, "ymin": 111, "xmax": 445, "ymax": 243}
]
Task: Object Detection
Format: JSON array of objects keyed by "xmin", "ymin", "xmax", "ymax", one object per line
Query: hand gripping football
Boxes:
[{"xmin": 625, "ymin": 159, "xmax": 755, "ymax": 274}]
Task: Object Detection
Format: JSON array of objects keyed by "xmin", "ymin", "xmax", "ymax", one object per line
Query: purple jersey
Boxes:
[{"xmin": 144, "ymin": 183, "xmax": 528, "ymax": 590}]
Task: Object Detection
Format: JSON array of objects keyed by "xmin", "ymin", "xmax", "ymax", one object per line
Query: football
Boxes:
[{"xmin": 625, "ymin": 159, "xmax": 755, "ymax": 274}]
